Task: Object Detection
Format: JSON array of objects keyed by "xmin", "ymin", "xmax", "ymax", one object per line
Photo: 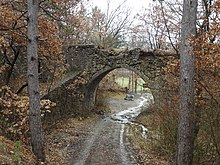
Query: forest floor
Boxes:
[
  {"xmin": 0, "ymin": 92, "xmax": 168, "ymax": 164},
  {"xmin": 45, "ymin": 92, "xmax": 168, "ymax": 165},
  {"xmin": 0, "ymin": 136, "xmax": 37, "ymax": 164}
]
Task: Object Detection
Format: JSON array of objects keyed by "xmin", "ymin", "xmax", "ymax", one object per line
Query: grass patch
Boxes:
[
  {"xmin": 127, "ymin": 123, "xmax": 168, "ymax": 165},
  {"xmin": 126, "ymin": 105, "xmax": 170, "ymax": 165},
  {"xmin": 0, "ymin": 136, "xmax": 37, "ymax": 165}
]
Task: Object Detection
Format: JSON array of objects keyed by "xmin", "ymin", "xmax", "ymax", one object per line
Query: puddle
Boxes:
[{"xmin": 111, "ymin": 93, "xmax": 153, "ymax": 138}]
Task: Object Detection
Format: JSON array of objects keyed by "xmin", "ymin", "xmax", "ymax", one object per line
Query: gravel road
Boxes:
[{"xmin": 68, "ymin": 93, "xmax": 153, "ymax": 165}]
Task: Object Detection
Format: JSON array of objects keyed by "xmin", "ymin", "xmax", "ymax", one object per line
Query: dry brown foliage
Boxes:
[{"xmin": 0, "ymin": 86, "xmax": 56, "ymax": 143}]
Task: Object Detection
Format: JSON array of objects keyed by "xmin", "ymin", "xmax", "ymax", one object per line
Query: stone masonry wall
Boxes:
[{"xmin": 44, "ymin": 45, "xmax": 171, "ymax": 116}]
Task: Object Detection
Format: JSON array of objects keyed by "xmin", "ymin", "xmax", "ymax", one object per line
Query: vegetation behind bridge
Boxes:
[{"xmin": 0, "ymin": 0, "xmax": 220, "ymax": 164}]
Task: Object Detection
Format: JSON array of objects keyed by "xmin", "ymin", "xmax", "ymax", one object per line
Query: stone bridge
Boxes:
[{"xmin": 44, "ymin": 45, "xmax": 174, "ymax": 116}]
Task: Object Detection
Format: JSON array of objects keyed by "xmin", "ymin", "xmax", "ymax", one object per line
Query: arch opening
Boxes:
[{"xmin": 84, "ymin": 67, "xmax": 154, "ymax": 110}]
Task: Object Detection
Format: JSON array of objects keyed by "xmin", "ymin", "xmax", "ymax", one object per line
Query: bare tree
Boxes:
[
  {"xmin": 27, "ymin": 0, "xmax": 45, "ymax": 161},
  {"xmin": 177, "ymin": 0, "xmax": 198, "ymax": 164},
  {"xmin": 134, "ymin": 0, "xmax": 183, "ymax": 51},
  {"xmin": 89, "ymin": 1, "xmax": 132, "ymax": 48}
]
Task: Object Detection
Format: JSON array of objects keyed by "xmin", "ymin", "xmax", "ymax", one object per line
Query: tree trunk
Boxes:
[
  {"xmin": 6, "ymin": 46, "xmax": 20, "ymax": 85},
  {"xmin": 27, "ymin": 0, "xmax": 45, "ymax": 161},
  {"xmin": 177, "ymin": 0, "xmax": 198, "ymax": 165}
]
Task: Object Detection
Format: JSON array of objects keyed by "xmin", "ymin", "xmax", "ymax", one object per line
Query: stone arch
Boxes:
[
  {"xmin": 44, "ymin": 46, "xmax": 171, "ymax": 116},
  {"xmin": 84, "ymin": 65, "xmax": 150, "ymax": 110}
]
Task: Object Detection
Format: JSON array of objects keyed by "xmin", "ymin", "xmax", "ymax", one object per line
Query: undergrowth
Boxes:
[{"xmin": 134, "ymin": 91, "xmax": 220, "ymax": 164}]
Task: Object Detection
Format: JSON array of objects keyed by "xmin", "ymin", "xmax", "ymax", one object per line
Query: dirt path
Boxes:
[
  {"xmin": 70, "ymin": 118, "xmax": 136, "ymax": 165},
  {"xmin": 67, "ymin": 94, "xmax": 151, "ymax": 165}
]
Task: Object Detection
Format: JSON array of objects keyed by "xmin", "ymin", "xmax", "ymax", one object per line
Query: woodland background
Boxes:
[{"xmin": 0, "ymin": 0, "xmax": 220, "ymax": 164}]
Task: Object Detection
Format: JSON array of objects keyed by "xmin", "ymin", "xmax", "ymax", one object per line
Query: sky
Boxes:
[{"xmin": 89, "ymin": 0, "xmax": 152, "ymax": 16}]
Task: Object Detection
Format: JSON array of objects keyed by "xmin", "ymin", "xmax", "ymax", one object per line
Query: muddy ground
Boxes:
[
  {"xmin": 45, "ymin": 93, "xmax": 168, "ymax": 165},
  {"xmin": 45, "ymin": 94, "xmax": 138, "ymax": 164}
]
